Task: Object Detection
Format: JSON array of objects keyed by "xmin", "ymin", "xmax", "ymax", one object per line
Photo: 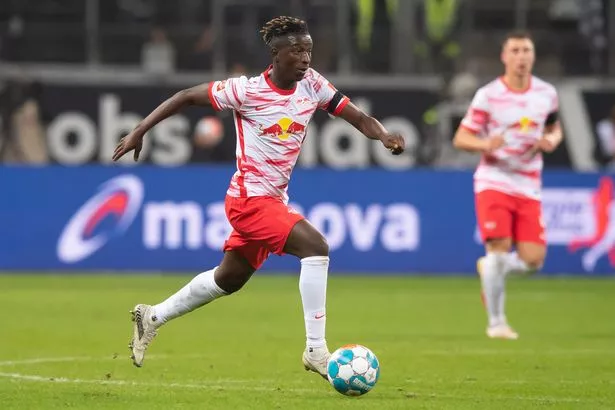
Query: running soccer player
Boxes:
[
  {"xmin": 453, "ymin": 31, "xmax": 562, "ymax": 339},
  {"xmin": 112, "ymin": 16, "xmax": 405, "ymax": 376}
]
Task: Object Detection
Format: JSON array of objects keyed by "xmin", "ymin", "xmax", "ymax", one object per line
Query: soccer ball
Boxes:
[{"xmin": 327, "ymin": 344, "xmax": 380, "ymax": 396}]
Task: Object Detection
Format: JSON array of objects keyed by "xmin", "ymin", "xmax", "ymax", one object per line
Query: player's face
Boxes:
[
  {"xmin": 501, "ymin": 38, "xmax": 535, "ymax": 77},
  {"xmin": 277, "ymin": 34, "xmax": 312, "ymax": 81}
]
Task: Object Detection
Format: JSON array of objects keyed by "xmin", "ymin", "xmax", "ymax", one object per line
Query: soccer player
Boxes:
[
  {"xmin": 453, "ymin": 31, "xmax": 562, "ymax": 339},
  {"xmin": 112, "ymin": 16, "xmax": 405, "ymax": 376}
]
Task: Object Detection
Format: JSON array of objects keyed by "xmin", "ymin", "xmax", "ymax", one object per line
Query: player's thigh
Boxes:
[
  {"xmin": 223, "ymin": 229, "xmax": 269, "ymax": 272},
  {"xmin": 283, "ymin": 219, "xmax": 329, "ymax": 258},
  {"xmin": 513, "ymin": 197, "xmax": 546, "ymax": 259},
  {"xmin": 475, "ymin": 190, "xmax": 515, "ymax": 250},
  {"xmin": 513, "ymin": 197, "xmax": 547, "ymax": 268}
]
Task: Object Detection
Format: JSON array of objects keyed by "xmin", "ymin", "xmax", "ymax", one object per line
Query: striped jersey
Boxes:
[
  {"xmin": 208, "ymin": 66, "xmax": 349, "ymax": 203},
  {"xmin": 460, "ymin": 76, "xmax": 559, "ymax": 200}
]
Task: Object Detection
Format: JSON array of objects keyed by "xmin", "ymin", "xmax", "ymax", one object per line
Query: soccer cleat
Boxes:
[
  {"xmin": 129, "ymin": 304, "xmax": 159, "ymax": 367},
  {"xmin": 487, "ymin": 324, "xmax": 519, "ymax": 340},
  {"xmin": 302, "ymin": 346, "xmax": 331, "ymax": 379}
]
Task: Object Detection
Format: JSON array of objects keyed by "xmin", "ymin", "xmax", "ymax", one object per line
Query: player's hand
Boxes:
[
  {"xmin": 483, "ymin": 136, "xmax": 505, "ymax": 153},
  {"xmin": 532, "ymin": 137, "xmax": 556, "ymax": 154},
  {"xmin": 380, "ymin": 133, "xmax": 405, "ymax": 155},
  {"xmin": 112, "ymin": 130, "xmax": 144, "ymax": 162}
]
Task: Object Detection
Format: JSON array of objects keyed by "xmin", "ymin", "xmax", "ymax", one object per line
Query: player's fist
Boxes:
[
  {"xmin": 532, "ymin": 137, "xmax": 556, "ymax": 153},
  {"xmin": 113, "ymin": 130, "xmax": 144, "ymax": 162},
  {"xmin": 381, "ymin": 133, "xmax": 405, "ymax": 155},
  {"xmin": 483, "ymin": 135, "xmax": 505, "ymax": 153}
]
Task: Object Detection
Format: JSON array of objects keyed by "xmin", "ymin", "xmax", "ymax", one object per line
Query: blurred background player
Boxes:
[
  {"xmin": 453, "ymin": 31, "xmax": 563, "ymax": 340},
  {"xmin": 112, "ymin": 16, "xmax": 405, "ymax": 377}
]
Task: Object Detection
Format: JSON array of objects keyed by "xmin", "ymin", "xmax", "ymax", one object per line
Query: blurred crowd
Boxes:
[
  {"xmin": 0, "ymin": 0, "xmax": 613, "ymax": 168},
  {"xmin": 0, "ymin": 0, "xmax": 610, "ymax": 76}
]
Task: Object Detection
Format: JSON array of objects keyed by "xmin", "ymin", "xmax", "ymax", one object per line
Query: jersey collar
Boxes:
[{"xmin": 263, "ymin": 65, "xmax": 297, "ymax": 96}]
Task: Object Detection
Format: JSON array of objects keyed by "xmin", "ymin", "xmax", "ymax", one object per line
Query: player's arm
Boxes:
[
  {"xmin": 338, "ymin": 102, "xmax": 405, "ymax": 155},
  {"xmin": 453, "ymin": 126, "xmax": 505, "ymax": 154},
  {"xmin": 453, "ymin": 88, "xmax": 504, "ymax": 154},
  {"xmin": 454, "ymin": 127, "xmax": 488, "ymax": 152},
  {"xmin": 112, "ymin": 83, "xmax": 213, "ymax": 162},
  {"xmin": 534, "ymin": 112, "xmax": 562, "ymax": 153}
]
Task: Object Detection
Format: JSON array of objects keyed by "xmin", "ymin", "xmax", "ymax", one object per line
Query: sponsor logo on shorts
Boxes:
[{"xmin": 484, "ymin": 221, "xmax": 497, "ymax": 230}]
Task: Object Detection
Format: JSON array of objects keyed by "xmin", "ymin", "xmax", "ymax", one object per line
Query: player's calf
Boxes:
[{"xmin": 284, "ymin": 220, "xmax": 331, "ymax": 374}]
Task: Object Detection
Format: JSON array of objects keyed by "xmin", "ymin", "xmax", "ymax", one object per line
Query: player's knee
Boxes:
[
  {"xmin": 486, "ymin": 238, "xmax": 512, "ymax": 253},
  {"xmin": 214, "ymin": 266, "xmax": 253, "ymax": 294},
  {"xmin": 305, "ymin": 233, "xmax": 329, "ymax": 257},
  {"xmin": 525, "ymin": 257, "xmax": 544, "ymax": 272}
]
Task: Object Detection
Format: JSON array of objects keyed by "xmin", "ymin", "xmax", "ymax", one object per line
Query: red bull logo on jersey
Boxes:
[
  {"xmin": 512, "ymin": 116, "xmax": 540, "ymax": 133},
  {"xmin": 260, "ymin": 117, "xmax": 306, "ymax": 141}
]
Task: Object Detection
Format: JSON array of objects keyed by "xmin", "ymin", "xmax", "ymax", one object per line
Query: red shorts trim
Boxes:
[
  {"xmin": 223, "ymin": 195, "xmax": 305, "ymax": 269},
  {"xmin": 475, "ymin": 190, "xmax": 545, "ymax": 245}
]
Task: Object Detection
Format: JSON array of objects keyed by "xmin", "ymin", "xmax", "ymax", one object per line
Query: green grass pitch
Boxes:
[{"xmin": 1, "ymin": 274, "xmax": 614, "ymax": 409}]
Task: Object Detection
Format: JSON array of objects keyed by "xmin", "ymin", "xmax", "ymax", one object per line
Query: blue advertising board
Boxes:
[{"xmin": 1, "ymin": 166, "xmax": 614, "ymax": 275}]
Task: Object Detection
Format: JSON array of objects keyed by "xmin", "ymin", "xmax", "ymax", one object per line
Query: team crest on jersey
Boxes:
[
  {"xmin": 295, "ymin": 97, "xmax": 313, "ymax": 106},
  {"xmin": 259, "ymin": 117, "xmax": 306, "ymax": 141}
]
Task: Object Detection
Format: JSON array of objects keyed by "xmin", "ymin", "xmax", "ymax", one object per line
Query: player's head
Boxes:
[
  {"xmin": 260, "ymin": 16, "xmax": 311, "ymax": 82},
  {"xmin": 501, "ymin": 31, "xmax": 535, "ymax": 77}
]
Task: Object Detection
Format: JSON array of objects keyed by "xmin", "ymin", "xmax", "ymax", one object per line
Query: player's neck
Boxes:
[
  {"xmin": 269, "ymin": 68, "xmax": 296, "ymax": 90},
  {"xmin": 502, "ymin": 73, "xmax": 530, "ymax": 92}
]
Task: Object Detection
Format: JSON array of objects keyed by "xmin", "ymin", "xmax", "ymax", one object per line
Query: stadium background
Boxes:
[
  {"xmin": 1, "ymin": 2, "xmax": 614, "ymax": 409},
  {"xmin": 2, "ymin": 0, "xmax": 615, "ymax": 275}
]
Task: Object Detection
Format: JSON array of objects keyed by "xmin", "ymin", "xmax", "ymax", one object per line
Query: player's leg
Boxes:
[
  {"xmin": 512, "ymin": 196, "xmax": 547, "ymax": 275},
  {"xmin": 475, "ymin": 190, "xmax": 517, "ymax": 339},
  {"xmin": 283, "ymin": 220, "xmax": 331, "ymax": 378},
  {"xmin": 512, "ymin": 243, "xmax": 545, "ymax": 273},
  {"xmin": 223, "ymin": 195, "xmax": 330, "ymax": 378},
  {"xmin": 151, "ymin": 250, "xmax": 256, "ymax": 324},
  {"xmin": 129, "ymin": 249, "xmax": 256, "ymax": 367}
]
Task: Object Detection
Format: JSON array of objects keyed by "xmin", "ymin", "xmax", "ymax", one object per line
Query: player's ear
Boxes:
[{"xmin": 271, "ymin": 47, "xmax": 279, "ymax": 61}]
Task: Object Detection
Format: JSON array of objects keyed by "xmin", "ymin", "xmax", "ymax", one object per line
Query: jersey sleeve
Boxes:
[
  {"xmin": 207, "ymin": 76, "xmax": 248, "ymax": 111},
  {"xmin": 311, "ymin": 70, "xmax": 350, "ymax": 116},
  {"xmin": 460, "ymin": 88, "xmax": 490, "ymax": 135}
]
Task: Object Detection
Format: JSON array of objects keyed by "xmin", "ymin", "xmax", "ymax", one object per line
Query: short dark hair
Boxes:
[
  {"xmin": 502, "ymin": 30, "xmax": 533, "ymax": 46},
  {"xmin": 260, "ymin": 16, "xmax": 309, "ymax": 47}
]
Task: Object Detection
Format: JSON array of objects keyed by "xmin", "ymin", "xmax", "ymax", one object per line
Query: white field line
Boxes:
[{"xmin": 0, "ymin": 355, "xmax": 606, "ymax": 404}]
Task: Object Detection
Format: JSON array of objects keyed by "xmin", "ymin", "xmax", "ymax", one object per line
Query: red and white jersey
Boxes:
[
  {"xmin": 460, "ymin": 76, "xmax": 559, "ymax": 200},
  {"xmin": 208, "ymin": 66, "xmax": 349, "ymax": 203}
]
